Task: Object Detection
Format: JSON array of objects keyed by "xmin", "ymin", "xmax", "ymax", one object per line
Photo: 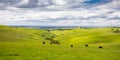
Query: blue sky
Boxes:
[{"xmin": 0, "ymin": 0, "xmax": 120, "ymax": 26}]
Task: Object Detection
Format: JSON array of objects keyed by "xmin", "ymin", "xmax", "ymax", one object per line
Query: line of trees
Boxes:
[{"xmin": 111, "ymin": 29, "xmax": 120, "ymax": 33}]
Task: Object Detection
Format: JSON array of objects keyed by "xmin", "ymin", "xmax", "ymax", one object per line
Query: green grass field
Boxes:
[{"xmin": 0, "ymin": 25, "xmax": 120, "ymax": 60}]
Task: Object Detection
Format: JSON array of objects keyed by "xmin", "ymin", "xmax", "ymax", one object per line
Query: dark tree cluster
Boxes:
[
  {"xmin": 45, "ymin": 35, "xmax": 60, "ymax": 44},
  {"xmin": 45, "ymin": 38, "xmax": 53, "ymax": 40},
  {"xmin": 50, "ymin": 40, "xmax": 60, "ymax": 44},
  {"xmin": 111, "ymin": 29, "xmax": 120, "ymax": 33}
]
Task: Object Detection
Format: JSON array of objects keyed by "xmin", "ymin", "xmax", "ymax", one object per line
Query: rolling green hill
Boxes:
[
  {"xmin": 0, "ymin": 25, "xmax": 120, "ymax": 60},
  {"xmin": 52, "ymin": 28, "xmax": 120, "ymax": 44},
  {"xmin": 0, "ymin": 25, "xmax": 53, "ymax": 42}
]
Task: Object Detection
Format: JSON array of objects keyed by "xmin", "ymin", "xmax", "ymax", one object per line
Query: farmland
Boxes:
[{"xmin": 0, "ymin": 25, "xmax": 120, "ymax": 60}]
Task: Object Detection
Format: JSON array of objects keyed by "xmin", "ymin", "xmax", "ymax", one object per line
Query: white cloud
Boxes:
[
  {"xmin": 52, "ymin": 0, "xmax": 67, "ymax": 5},
  {"xmin": 0, "ymin": 0, "xmax": 120, "ymax": 27},
  {"xmin": 16, "ymin": 0, "xmax": 29, "ymax": 6},
  {"xmin": 0, "ymin": 10, "xmax": 107, "ymax": 20},
  {"xmin": 0, "ymin": 8, "xmax": 120, "ymax": 26}
]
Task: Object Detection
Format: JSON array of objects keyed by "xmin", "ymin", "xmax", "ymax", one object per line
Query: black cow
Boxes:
[
  {"xmin": 85, "ymin": 44, "xmax": 88, "ymax": 47},
  {"xmin": 43, "ymin": 42, "xmax": 46, "ymax": 44},
  {"xmin": 71, "ymin": 44, "xmax": 73, "ymax": 47},
  {"xmin": 99, "ymin": 46, "xmax": 103, "ymax": 48}
]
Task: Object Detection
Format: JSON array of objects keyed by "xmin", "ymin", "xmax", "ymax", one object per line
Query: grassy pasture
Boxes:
[{"xmin": 0, "ymin": 25, "xmax": 120, "ymax": 60}]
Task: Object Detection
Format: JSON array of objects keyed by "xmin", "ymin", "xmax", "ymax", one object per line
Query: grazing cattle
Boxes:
[
  {"xmin": 43, "ymin": 42, "xmax": 45, "ymax": 44},
  {"xmin": 85, "ymin": 44, "xmax": 88, "ymax": 47},
  {"xmin": 71, "ymin": 44, "xmax": 73, "ymax": 47},
  {"xmin": 99, "ymin": 46, "xmax": 103, "ymax": 48}
]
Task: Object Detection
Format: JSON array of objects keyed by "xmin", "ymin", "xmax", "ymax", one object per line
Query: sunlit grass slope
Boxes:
[
  {"xmin": 52, "ymin": 28, "xmax": 120, "ymax": 44},
  {"xmin": 0, "ymin": 25, "xmax": 120, "ymax": 60},
  {"xmin": 0, "ymin": 25, "xmax": 53, "ymax": 43}
]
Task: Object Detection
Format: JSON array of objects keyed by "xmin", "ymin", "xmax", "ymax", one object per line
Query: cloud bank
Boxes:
[{"xmin": 0, "ymin": 0, "xmax": 120, "ymax": 27}]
